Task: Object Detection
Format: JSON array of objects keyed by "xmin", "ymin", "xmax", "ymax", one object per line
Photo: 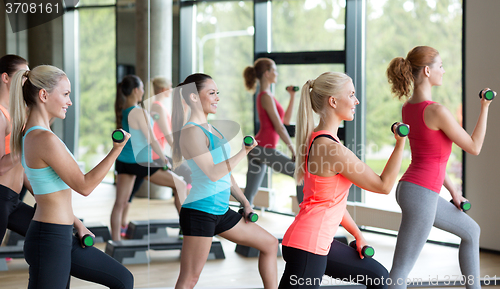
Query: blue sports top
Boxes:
[
  {"xmin": 182, "ymin": 122, "xmax": 232, "ymax": 215},
  {"xmin": 22, "ymin": 126, "xmax": 74, "ymax": 195},
  {"xmin": 117, "ymin": 105, "xmax": 154, "ymax": 164}
]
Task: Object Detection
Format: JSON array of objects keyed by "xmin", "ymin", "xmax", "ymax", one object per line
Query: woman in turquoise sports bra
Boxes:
[
  {"xmin": 9, "ymin": 65, "xmax": 132, "ymax": 289},
  {"xmin": 171, "ymin": 73, "xmax": 279, "ymax": 289}
]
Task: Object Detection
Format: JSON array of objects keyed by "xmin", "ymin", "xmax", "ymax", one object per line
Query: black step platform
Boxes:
[
  {"xmin": 126, "ymin": 219, "xmax": 180, "ymax": 239},
  {"xmin": 235, "ymin": 235, "xmax": 349, "ymax": 258},
  {"xmin": 0, "ymin": 245, "xmax": 24, "ymax": 271},
  {"xmin": 5, "ymin": 222, "xmax": 111, "ymax": 246},
  {"xmin": 105, "ymin": 237, "xmax": 225, "ymax": 264}
]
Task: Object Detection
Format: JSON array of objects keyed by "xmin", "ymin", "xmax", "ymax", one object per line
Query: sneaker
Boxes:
[
  {"xmin": 120, "ymin": 225, "xmax": 128, "ymax": 238},
  {"xmin": 5, "ymin": 257, "xmax": 12, "ymax": 262}
]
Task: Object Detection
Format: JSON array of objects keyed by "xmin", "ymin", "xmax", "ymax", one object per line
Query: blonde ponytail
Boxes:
[
  {"xmin": 9, "ymin": 70, "xmax": 28, "ymax": 157},
  {"xmin": 294, "ymin": 81, "xmax": 315, "ymax": 184}
]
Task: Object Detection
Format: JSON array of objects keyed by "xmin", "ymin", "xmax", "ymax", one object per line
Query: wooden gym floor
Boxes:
[{"xmin": 1, "ymin": 182, "xmax": 499, "ymax": 288}]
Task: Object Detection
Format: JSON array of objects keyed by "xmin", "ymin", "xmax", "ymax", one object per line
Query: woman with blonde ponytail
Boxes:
[
  {"xmin": 387, "ymin": 46, "xmax": 493, "ymax": 289},
  {"xmin": 242, "ymin": 58, "xmax": 303, "ymax": 206},
  {"xmin": 9, "ymin": 64, "xmax": 133, "ymax": 289},
  {"xmin": 171, "ymin": 73, "xmax": 278, "ymax": 289},
  {"xmin": 279, "ymin": 72, "xmax": 407, "ymax": 289}
]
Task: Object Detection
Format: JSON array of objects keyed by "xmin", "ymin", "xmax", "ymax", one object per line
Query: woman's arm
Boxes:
[
  {"xmin": 320, "ymin": 133, "xmax": 406, "ymax": 195},
  {"xmin": 283, "ymin": 87, "xmax": 296, "ymax": 125},
  {"xmin": 32, "ymin": 130, "xmax": 129, "ymax": 196},
  {"xmin": 151, "ymin": 102, "xmax": 174, "ymax": 147},
  {"xmin": 180, "ymin": 125, "xmax": 256, "ymax": 182},
  {"xmin": 229, "ymin": 175, "xmax": 253, "ymax": 221},
  {"xmin": 340, "ymin": 210, "xmax": 368, "ymax": 259},
  {"xmin": 444, "ymin": 173, "xmax": 468, "ymax": 209},
  {"xmin": 426, "ymin": 95, "xmax": 492, "ymax": 155},
  {"xmin": 0, "ymin": 114, "xmax": 20, "ymax": 174},
  {"xmin": 73, "ymin": 217, "xmax": 95, "ymax": 248},
  {"xmin": 260, "ymin": 93, "xmax": 295, "ymax": 157}
]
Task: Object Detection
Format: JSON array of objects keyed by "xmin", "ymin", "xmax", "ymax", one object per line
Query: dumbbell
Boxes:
[
  {"xmin": 286, "ymin": 86, "xmax": 300, "ymax": 92},
  {"xmin": 76, "ymin": 233, "xmax": 95, "ymax": 247},
  {"xmin": 152, "ymin": 113, "xmax": 160, "ymax": 121},
  {"xmin": 243, "ymin": 135, "xmax": 255, "ymax": 147},
  {"xmin": 238, "ymin": 208, "xmax": 259, "ymax": 222},
  {"xmin": 349, "ymin": 240, "xmax": 375, "ymax": 258},
  {"xmin": 479, "ymin": 89, "xmax": 495, "ymax": 101},
  {"xmin": 112, "ymin": 129, "xmax": 126, "ymax": 143},
  {"xmin": 450, "ymin": 199, "xmax": 471, "ymax": 212},
  {"xmin": 391, "ymin": 122, "xmax": 410, "ymax": 137}
]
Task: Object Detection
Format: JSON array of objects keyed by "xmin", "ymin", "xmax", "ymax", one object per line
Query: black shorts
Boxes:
[
  {"xmin": 115, "ymin": 160, "xmax": 161, "ymax": 180},
  {"xmin": 179, "ymin": 207, "xmax": 242, "ymax": 237}
]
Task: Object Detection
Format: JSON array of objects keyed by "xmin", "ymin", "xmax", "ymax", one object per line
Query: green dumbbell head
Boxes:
[
  {"xmin": 450, "ymin": 199, "xmax": 471, "ymax": 212},
  {"xmin": 112, "ymin": 130, "xmax": 125, "ymax": 143},
  {"xmin": 153, "ymin": 113, "xmax": 160, "ymax": 120},
  {"xmin": 479, "ymin": 89, "xmax": 495, "ymax": 101},
  {"xmin": 81, "ymin": 234, "xmax": 94, "ymax": 247},
  {"xmin": 238, "ymin": 208, "xmax": 258, "ymax": 222},
  {"xmin": 349, "ymin": 240, "xmax": 374, "ymax": 258},
  {"xmin": 391, "ymin": 122, "xmax": 409, "ymax": 137},
  {"xmin": 244, "ymin": 136, "xmax": 254, "ymax": 146},
  {"xmin": 286, "ymin": 86, "xmax": 300, "ymax": 92}
]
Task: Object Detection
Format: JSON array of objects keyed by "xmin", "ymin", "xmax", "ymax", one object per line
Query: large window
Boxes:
[
  {"xmin": 77, "ymin": 5, "xmax": 116, "ymax": 180},
  {"xmin": 364, "ymin": 0, "xmax": 463, "ymax": 242}
]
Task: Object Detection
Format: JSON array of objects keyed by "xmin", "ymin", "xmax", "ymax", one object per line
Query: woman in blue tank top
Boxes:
[
  {"xmin": 9, "ymin": 65, "xmax": 133, "ymax": 289},
  {"xmin": 171, "ymin": 73, "xmax": 279, "ymax": 289},
  {"xmin": 111, "ymin": 75, "xmax": 188, "ymax": 241}
]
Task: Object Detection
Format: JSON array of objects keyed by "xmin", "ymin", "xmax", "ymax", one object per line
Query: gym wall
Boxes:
[{"xmin": 464, "ymin": 0, "xmax": 500, "ymax": 252}]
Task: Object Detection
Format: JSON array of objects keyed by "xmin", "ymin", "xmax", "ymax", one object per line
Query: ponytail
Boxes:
[
  {"xmin": 171, "ymin": 83, "xmax": 185, "ymax": 168},
  {"xmin": 386, "ymin": 57, "xmax": 413, "ymax": 100},
  {"xmin": 115, "ymin": 75, "xmax": 142, "ymax": 129},
  {"xmin": 294, "ymin": 80, "xmax": 315, "ymax": 184},
  {"xmin": 243, "ymin": 66, "xmax": 257, "ymax": 91},
  {"xmin": 9, "ymin": 65, "xmax": 66, "ymax": 156},
  {"xmin": 9, "ymin": 70, "xmax": 28, "ymax": 157}
]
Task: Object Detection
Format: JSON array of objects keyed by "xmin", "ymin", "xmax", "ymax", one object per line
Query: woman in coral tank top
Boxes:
[
  {"xmin": 279, "ymin": 72, "xmax": 407, "ymax": 289},
  {"xmin": 387, "ymin": 46, "xmax": 494, "ymax": 289}
]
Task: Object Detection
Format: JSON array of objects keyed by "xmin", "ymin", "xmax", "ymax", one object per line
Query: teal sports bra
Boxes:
[{"xmin": 22, "ymin": 126, "xmax": 74, "ymax": 195}]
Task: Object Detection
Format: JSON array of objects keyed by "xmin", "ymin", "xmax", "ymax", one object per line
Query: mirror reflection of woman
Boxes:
[{"xmin": 172, "ymin": 73, "xmax": 278, "ymax": 289}]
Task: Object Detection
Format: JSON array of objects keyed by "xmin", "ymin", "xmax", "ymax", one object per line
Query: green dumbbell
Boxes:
[
  {"xmin": 349, "ymin": 240, "xmax": 375, "ymax": 258},
  {"xmin": 450, "ymin": 199, "xmax": 471, "ymax": 212},
  {"xmin": 479, "ymin": 89, "xmax": 495, "ymax": 101},
  {"xmin": 286, "ymin": 86, "xmax": 300, "ymax": 92},
  {"xmin": 77, "ymin": 233, "xmax": 95, "ymax": 247},
  {"xmin": 152, "ymin": 113, "xmax": 160, "ymax": 121},
  {"xmin": 243, "ymin": 135, "xmax": 255, "ymax": 147},
  {"xmin": 238, "ymin": 208, "xmax": 259, "ymax": 222},
  {"xmin": 391, "ymin": 122, "xmax": 410, "ymax": 137},
  {"xmin": 112, "ymin": 129, "xmax": 125, "ymax": 143}
]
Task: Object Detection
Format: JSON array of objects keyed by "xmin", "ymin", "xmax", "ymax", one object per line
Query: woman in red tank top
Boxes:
[
  {"xmin": 387, "ymin": 46, "xmax": 494, "ymax": 289},
  {"xmin": 242, "ymin": 58, "xmax": 303, "ymax": 206},
  {"xmin": 279, "ymin": 71, "xmax": 407, "ymax": 289}
]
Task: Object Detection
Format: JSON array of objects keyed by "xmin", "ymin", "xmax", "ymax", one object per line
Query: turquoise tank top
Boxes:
[
  {"xmin": 182, "ymin": 122, "xmax": 232, "ymax": 215},
  {"xmin": 117, "ymin": 105, "xmax": 154, "ymax": 164},
  {"xmin": 22, "ymin": 126, "xmax": 74, "ymax": 195}
]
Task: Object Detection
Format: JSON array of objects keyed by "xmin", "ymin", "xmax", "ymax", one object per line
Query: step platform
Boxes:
[
  {"xmin": 5, "ymin": 222, "xmax": 111, "ymax": 246},
  {"xmin": 0, "ymin": 245, "xmax": 24, "ymax": 271},
  {"xmin": 235, "ymin": 235, "xmax": 349, "ymax": 258},
  {"xmin": 125, "ymin": 219, "xmax": 180, "ymax": 239},
  {"xmin": 105, "ymin": 237, "xmax": 225, "ymax": 264}
]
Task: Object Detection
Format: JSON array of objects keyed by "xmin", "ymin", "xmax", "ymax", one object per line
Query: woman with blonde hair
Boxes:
[
  {"xmin": 10, "ymin": 64, "xmax": 133, "ymax": 288},
  {"xmin": 279, "ymin": 72, "xmax": 406, "ymax": 289},
  {"xmin": 243, "ymin": 58, "xmax": 303, "ymax": 205},
  {"xmin": 387, "ymin": 46, "xmax": 493, "ymax": 289},
  {"xmin": 172, "ymin": 73, "xmax": 278, "ymax": 289}
]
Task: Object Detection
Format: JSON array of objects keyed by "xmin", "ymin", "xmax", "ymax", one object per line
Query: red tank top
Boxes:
[
  {"xmin": 152, "ymin": 101, "xmax": 172, "ymax": 160},
  {"xmin": 0, "ymin": 105, "xmax": 11, "ymax": 154},
  {"xmin": 400, "ymin": 101, "xmax": 452, "ymax": 193},
  {"xmin": 254, "ymin": 91, "xmax": 284, "ymax": 149},
  {"xmin": 282, "ymin": 130, "xmax": 352, "ymax": 255}
]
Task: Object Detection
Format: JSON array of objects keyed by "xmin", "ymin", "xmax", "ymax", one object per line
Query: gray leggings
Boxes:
[
  {"xmin": 389, "ymin": 181, "xmax": 481, "ymax": 289},
  {"xmin": 244, "ymin": 146, "xmax": 304, "ymax": 206}
]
